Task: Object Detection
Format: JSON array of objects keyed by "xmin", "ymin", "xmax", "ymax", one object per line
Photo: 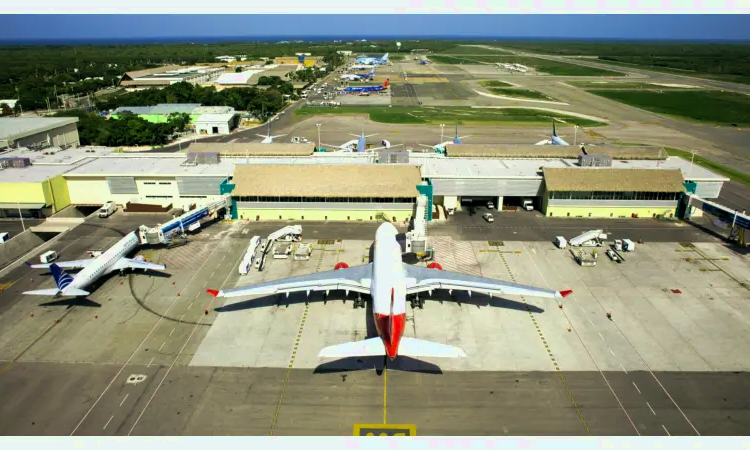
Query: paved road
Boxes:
[{"xmin": 0, "ymin": 219, "xmax": 45, "ymax": 238}]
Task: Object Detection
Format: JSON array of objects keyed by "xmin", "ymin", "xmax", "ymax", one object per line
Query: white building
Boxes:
[
  {"xmin": 194, "ymin": 113, "xmax": 236, "ymax": 135},
  {"xmin": 0, "ymin": 117, "xmax": 80, "ymax": 150}
]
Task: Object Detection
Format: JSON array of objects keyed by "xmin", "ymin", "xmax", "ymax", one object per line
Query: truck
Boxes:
[
  {"xmin": 239, "ymin": 236, "xmax": 262, "ymax": 275},
  {"xmin": 522, "ymin": 199, "xmax": 534, "ymax": 211},
  {"xmin": 571, "ymin": 248, "xmax": 597, "ymax": 267},
  {"xmin": 555, "ymin": 236, "xmax": 567, "ymax": 249},
  {"xmin": 622, "ymin": 239, "xmax": 636, "ymax": 252},
  {"xmin": 40, "ymin": 250, "xmax": 58, "ymax": 264},
  {"xmin": 293, "ymin": 243, "xmax": 313, "ymax": 260},
  {"xmin": 98, "ymin": 201, "xmax": 116, "ymax": 218},
  {"xmin": 273, "ymin": 243, "xmax": 293, "ymax": 259}
]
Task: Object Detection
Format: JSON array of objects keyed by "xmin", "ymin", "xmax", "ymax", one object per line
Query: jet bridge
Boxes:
[
  {"xmin": 679, "ymin": 193, "xmax": 748, "ymax": 245},
  {"xmin": 137, "ymin": 195, "xmax": 232, "ymax": 246}
]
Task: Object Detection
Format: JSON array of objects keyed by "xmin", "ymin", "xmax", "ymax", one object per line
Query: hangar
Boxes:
[{"xmin": 0, "ymin": 117, "xmax": 80, "ymax": 150}]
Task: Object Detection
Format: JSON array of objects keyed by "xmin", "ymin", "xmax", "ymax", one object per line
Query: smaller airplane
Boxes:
[
  {"xmin": 341, "ymin": 69, "xmax": 375, "ymax": 81},
  {"xmin": 419, "ymin": 123, "xmax": 470, "ymax": 150},
  {"xmin": 343, "ymin": 79, "xmax": 389, "ymax": 94},
  {"xmin": 24, "ymin": 231, "xmax": 166, "ymax": 297},
  {"xmin": 256, "ymin": 122, "xmax": 286, "ymax": 144},
  {"xmin": 322, "ymin": 124, "xmax": 401, "ymax": 153},
  {"xmin": 535, "ymin": 120, "xmax": 570, "ymax": 146}
]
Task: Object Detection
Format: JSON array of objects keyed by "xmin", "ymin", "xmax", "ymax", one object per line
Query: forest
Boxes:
[{"xmin": 54, "ymin": 110, "xmax": 192, "ymax": 147}]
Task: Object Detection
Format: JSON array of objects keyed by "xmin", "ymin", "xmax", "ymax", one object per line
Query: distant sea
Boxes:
[{"xmin": 1, "ymin": 35, "xmax": 747, "ymax": 45}]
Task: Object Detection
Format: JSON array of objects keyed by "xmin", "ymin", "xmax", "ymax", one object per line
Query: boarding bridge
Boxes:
[
  {"xmin": 679, "ymin": 193, "xmax": 749, "ymax": 245},
  {"xmin": 569, "ymin": 230, "xmax": 607, "ymax": 247},
  {"xmin": 137, "ymin": 195, "xmax": 232, "ymax": 245},
  {"xmin": 405, "ymin": 195, "xmax": 428, "ymax": 254}
]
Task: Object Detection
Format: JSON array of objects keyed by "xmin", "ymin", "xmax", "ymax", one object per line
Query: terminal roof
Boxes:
[
  {"xmin": 543, "ymin": 168, "xmax": 686, "ymax": 192},
  {"xmin": 444, "ymin": 144, "xmax": 668, "ymax": 160},
  {"xmin": 0, "ymin": 117, "xmax": 79, "ymax": 141},
  {"xmin": 186, "ymin": 142, "xmax": 316, "ymax": 156}
]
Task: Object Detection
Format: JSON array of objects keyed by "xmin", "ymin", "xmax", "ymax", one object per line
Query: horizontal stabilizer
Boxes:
[
  {"xmin": 398, "ymin": 337, "xmax": 466, "ymax": 358},
  {"xmin": 318, "ymin": 337, "xmax": 385, "ymax": 358}
]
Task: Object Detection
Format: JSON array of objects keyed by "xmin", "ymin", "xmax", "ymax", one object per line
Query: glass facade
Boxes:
[
  {"xmin": 234, "ymin": 196, "xmax": 415, "ymax": 203},
  {"xmin": 548, "ymin": 191, "xmax": 681, "ymax": 201}
]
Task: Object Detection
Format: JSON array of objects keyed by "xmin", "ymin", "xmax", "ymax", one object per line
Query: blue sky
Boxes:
[{"xmin": 2, "ymin": 15, "xmax": 749, "ymax": 41}]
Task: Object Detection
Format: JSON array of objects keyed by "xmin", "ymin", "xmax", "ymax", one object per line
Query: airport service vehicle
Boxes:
[
  {"xmin": 614, "ymin": 239, "xmax": 623, "ymax": 251},
  {"xmin": 483, "ymin": 213, "xmax": 494, "ymax": 223},
  {"xmin": 522, "ymin": 199, "xmax": 534, "ymax": 211},
  {"xmin": 535, "ymin": 121, "xmax": 570, "ymax": 146},
  {"xmin": 24, "ymin": 231, "xmax": 166, "ymax": 297},
  {"xmin": 0, "ymin": 232, "xmax": 9, "ymax": 244},
  {"xmin": 207, "ymin": 222, "xmax": 572, "ymax": 361},
  {"xmin": 239, "ymin": 236, "xmax": 262, "ymax": 275},
  {"xmin": 622, "ymin": 239, "xmax": 635, "ymax": 252},
  {"xmin": 257, "ymin": 122, "xmax": 286, "ymax": 144},
  {"xmin": 487, "ymin": 200, "xmax": 494, "ymax": 210},
  {"xmin": 40, "ymin": 251, "xmax": 58, "ymax": 264},
  {"xmin": 569, "ymin": 230, "xmax": 607, "ymax": 247},
  {"xmin": 273, "ymin": 243, "xmax": 293, "ymax": 259},
  {"xmin": 98, "ymin": 201, "xmax": 116, "ymax": 218},
  {"xmin": 555, "ymin": 236, "xmax": 567, "ymax": 249}
]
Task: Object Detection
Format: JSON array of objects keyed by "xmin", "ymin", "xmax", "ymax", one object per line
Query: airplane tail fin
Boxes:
[
  {"xmin": 318, "ymin": 337, "xmax": 385, "ymax": 358},
  {"xmin": 50, "ymin": 263, "xmax": 74, "ymax": 291},
  {"xmin": 552, "ymin": 120, "xmax": 557, "ymax": 137},
  {"xmin": 383, "ymin": 79, "xmax": 389, "ymax": 88}
]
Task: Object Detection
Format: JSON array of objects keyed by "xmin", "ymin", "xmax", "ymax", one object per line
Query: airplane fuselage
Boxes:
[
  {"xmin": 68, "ymin": 232, "xmax": 139, "ymax": 291},
  {"xmin": 371, "ymin": 222, "xmax": 408, "ymax": 360}
]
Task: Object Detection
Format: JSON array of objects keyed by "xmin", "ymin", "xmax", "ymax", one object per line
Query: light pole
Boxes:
[
  {"xmin": 17, "ymin": 201, "xmax": 25, "ymax": 232},
  {"xmin": 316, "ymin": 123, "xmax": 322, "ymax": 149},
  {"xmin": 574, "ymin": 125, "xmax": 578, "ymax": 146},
  {"xmin": 440, "ymin": 123, "xmax": 445, "ymax": 145},
  {"xmin": 688, "ymin": 149, "xmax": 697, "ymax": 180}
]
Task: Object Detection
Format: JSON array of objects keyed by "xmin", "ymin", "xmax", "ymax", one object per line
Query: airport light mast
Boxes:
[{"xmin": 316, "ymin": 123, "xmax": 322, "ymax": 150}]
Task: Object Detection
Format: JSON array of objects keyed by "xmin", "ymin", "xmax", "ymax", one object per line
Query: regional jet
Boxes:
[
  {"xmin": 256, "ymin": 122, "xmax": 287, "ymax": 144},
  {"xmin": 207, "ymin": 222, "xmax": 572, "ymax": 361},
  {"xmin": 342, "ymin": 79, "xmax": 389, "ymax": 94},
  {"xmin": 322, "ymin": 124, "xmax": 402, "ymax": 153},
  {"xmin": 535, "ymin": 120, "xmax": 570, "ymax": 146},
  {"xmin": 419, "ymin": 123, "xmax": 471, "ymax": 151},
  {"xmin": 24, "ymin": 231, "xmax": 166, "ymax": 297}
]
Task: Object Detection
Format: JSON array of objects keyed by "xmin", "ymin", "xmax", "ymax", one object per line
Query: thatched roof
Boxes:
[
  {"xmin": 186, "ymin": 142, "xmax": 315, "ymax": 157},
  {"xmin": 232, "ymin": 165, "xmax": 422, "ymax": 198},
  {"xmin": 445, "ymin": 144, "xmax": 667, "ymax": 160},
  {"xmin": 543, "ymin": 168, "xmax": 685, "ymax": 192}
]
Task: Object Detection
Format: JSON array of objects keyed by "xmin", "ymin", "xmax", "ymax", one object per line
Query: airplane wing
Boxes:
[
  {"xmin": 26, "ymin": 259, "xmax": 92, "ymax": 270},
  {"xmin": 369, "ymin": 143, "xmax": 403, "ymax": 152},
  {"xmin": 112, "ymin": 258, "xmax": 166, "ymax": 272},
  {"xmin": 403, "ymin": 264, "xmax": 571, "ymax": 300},
  {"xmin": 535, "ymin": 139, "xmax": 552, "ymax": 146},
  {"xmin": 207, "ymin": 263, "xmax": 374, "ymax": 299}
]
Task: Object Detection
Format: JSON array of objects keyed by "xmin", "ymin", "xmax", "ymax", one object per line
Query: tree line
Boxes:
[{"xmin": 53, "ymin": 110, "xmax": 192, "ymax": 147}]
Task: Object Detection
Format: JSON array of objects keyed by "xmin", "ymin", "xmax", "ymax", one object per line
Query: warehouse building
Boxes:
[
  {"xmin": 0, "ymin": 117, "xmax": 80, "ymax": 150},
  {"xmin": 231, "ymin": 164, "xmax": 421, "ymax": 222},
  {"xmin": 194, "ymin": 113, "xmax": 238, "ymax": 135},
  {"xmin": 118, "ymin": 66, "xmax": 225, "ymax": 90},
  {"xmin": 110, "ymin": 104, "xmax": 237, "ymax": 133}
]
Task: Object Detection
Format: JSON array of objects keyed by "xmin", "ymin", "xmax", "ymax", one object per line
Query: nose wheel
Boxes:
[
  {"xmin": 353, "ymin": 294, "xmax": 366, "ymax": 309},
  {"xmin": 409, "ymin": 294, "xmax": 424, "ymax": 309}
]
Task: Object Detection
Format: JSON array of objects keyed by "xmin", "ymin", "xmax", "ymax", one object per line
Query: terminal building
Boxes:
[
  {"xmin": 0, "ymin": 141, "xmax": 730, "ymax": 222},
  {"xmin": 118, "ymin": 66, "xmax": 225, "ymax": 90}
]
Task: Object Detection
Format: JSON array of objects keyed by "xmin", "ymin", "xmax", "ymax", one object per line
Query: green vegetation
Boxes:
[
  {"xmin": 295, "ymin": 105, "xmax": 606, "ymax": 127},
  {"xmin": 54, "ymin": 109, "xmax": 194, "ymax": 147},
  {"xmin": 587, "ymin": 89, "xmax": 750, "ymax": 126},
  {"xmin": 566, "ymin": 81, "xmax": 695, "ymax": 89},
  {"xmin": 486, "ymin": 41, "xmax": 750, "ymax": 85},
  {"xmin": 96, "ymin": 80, "xmax": 291, "ymax": 122},
  {"xmin": 479, "ymin": 80, "xmax": 514, "ymax": 88},
  {"xmin": 388, "ymin": 54, "xmax": 406, "ymax": 61},
  {"xmin": 665, "ymin": 147, "xmax": 750, "ymax": 188},
  {"xmin": 437, "ymin": 45, "xmax": 512, "ymax": 55},
  {"xmin": 430, "ymin": 54, "xmax": 624, "ymax": 76},
  {"xmin": 486, "ymin": 88, "xmax": 557, "ymax": 101}
]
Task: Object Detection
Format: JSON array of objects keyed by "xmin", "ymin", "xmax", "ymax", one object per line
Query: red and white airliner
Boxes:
[{"xmin": 207, "ymin": 222, "xmax": 572, "ymax": 361}]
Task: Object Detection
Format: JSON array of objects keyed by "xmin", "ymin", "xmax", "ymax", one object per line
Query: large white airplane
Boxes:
[
  {"xmin": 419, "ymin": 123, "xmax": 471, "ymax": 151},
  {"xmin": 256, "ymin": 122, "xmax": 286, "ymax": 144},
  {"xmin": 322, "ymin": 124, "xmax": 401, "ymax": 153},
  {"xmin": 207, "ymin": 222, "xmax": 572, "ymax": 361},
  {"xmin": 341, "ymin": 69, "xmax": 375, "ymax": 81},
  {"xmin": 24, "ymin": 231, "xmax": 166, "ymax": 297},
  {"xmin": 535, "ymin": 121, "xmax": 570, "ymax": 146}
]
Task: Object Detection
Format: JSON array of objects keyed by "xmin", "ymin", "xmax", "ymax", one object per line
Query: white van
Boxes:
[
  {"xmin": 98, "ymin": 201, "xmax": 116, "ymax": 218},
  {"xmin": 40, "ymin": 250, "xmax": 58, "ymax": 263},
  {"xmin": 0, "ymin": 232, "xmax": 9, "ymax": 244}
]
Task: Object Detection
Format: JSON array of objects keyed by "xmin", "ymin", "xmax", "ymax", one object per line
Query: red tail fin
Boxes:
[{"xmin": 383, "ymin": 79, "xmax": 389, "ymax": 88}]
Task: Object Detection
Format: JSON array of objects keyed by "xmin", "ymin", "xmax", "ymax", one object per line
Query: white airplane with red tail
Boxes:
[{"xmin": 207, "ymin": 222, "xmax": 572, "ymax": 361}]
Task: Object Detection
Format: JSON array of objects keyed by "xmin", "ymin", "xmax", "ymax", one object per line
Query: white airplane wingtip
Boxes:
[{"xmin": 398, "ymin": 337, "xmax": 466, "ymax": 358}]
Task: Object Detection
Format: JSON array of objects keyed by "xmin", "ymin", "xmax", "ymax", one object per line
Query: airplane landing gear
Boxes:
[
  {"xmin": 409, "ymin": 294, "xmax": 424, "ymax": 309},
  {"xmin": 353, "ymin": 294, "xmax": 365, "ymax": 309}
]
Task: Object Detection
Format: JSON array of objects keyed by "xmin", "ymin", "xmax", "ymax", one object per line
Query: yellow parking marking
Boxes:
[{"xmin": 353, "ymin": 424, "xmax": 416, "ymax": 436}]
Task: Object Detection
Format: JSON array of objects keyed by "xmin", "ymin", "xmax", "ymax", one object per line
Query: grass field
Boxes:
[
  {"xmin": 587, "ymin": 58, "xmax": 750, "ymax": 86},
  {"xmin": 430, "ymin": 54, "xmax": 624, "ymax": 77},
  {"xmin": 587, "ymin": 89, "xmax": 750, "ymax": 126},
  {"xmin": 479, "ymin": 80, "xmax": 514, "ymax": 88},
  {"xmin": 665, "ymin": 147, "xmax": 750, "ymax": 188},
  {"xmin": 566, "ymin": 81, "xmax": 698, "ymax": 89},
  {"xmin": 295, "ymin": 106, "xmax": 606, "ymax": 126}
]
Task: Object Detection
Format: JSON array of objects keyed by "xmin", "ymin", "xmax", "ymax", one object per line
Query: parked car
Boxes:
[{"xmin": 483, "ymin": 213, "xmax": 495, "ymax": 223}]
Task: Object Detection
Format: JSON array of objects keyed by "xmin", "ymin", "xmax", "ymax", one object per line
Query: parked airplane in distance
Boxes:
[
  {"xmin": 341, "ymin": 69, "xmax": 375, "ymax": 81},
  {"xmin": 419, "ymin": 123, "xmax": 471, "ymax": 150},
  {"xmin": 257, "ymin": 122, "xmax": 287, "ymax": 144},
  {"xmin": 207, "ymin": 222, "xmax": 572, "ymax": 362},
  {"xmin": 535, "ymin": 120, "xmax": 570, "ymax": 146},
  {"xmin": 343, "ymin": 79, "xmax": 389, "ymax": 94},
  {"xmin": 322, "ymin": 124, "xmax": 402, "ymax": 153},
  {"xmin": 24, "ymin": 231, "xmax": 166, "ymax": 297}
]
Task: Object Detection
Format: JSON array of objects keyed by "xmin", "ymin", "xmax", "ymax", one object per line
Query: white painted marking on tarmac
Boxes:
[
  {"xmin": 647, "ymin": 402, "xmax": 656, "ymax": 415},
  {"xmin": 609, "ymin": 348, "xmax": 616, "ymax": 357},
  {"xmin": 210, "ymin": 271, "xmax": 215, "ymax": 277},
  {"xmin": 179, "ymin": 314, "xmax": 184, "ymax": 322},
  {"xmin": 599, "ymin": 332, "xmax": 606, "ymax": 342},
  {"xmin": 103, "ymin": 415, "xmax": 113, "ymax": 430},
  {"xmin": 589, "ymin": 319, "xmax": 595, "ymax": 326},
  {"xmin": 159, "ymin": 342, "xmax": 165, "ymax": 352},
  {"xmin": 633, "ymin": 382, "xmax": 641, "ymax": 394},
  {"xmin": 620, "ymin": 364, "xmax": 628, "ymax": 374},
  {"xmin": 662, "ymin": 425, "xmax": 670, "ymax": 436},
  {"xmin": 169, "ymin": 328, "xmax": 175, "ymax": 337},
  {"xmin": 147, "ymin": 357, "xmax": 154, "ymax": 367},
  {"xmin": 69, "ymin": 240, "xmax": 225, "ymax": 436},
  {"xmin": 119, "ymin": 394, "xmax": 129, "ymax": 407},
  {"xmin": 579, "ymin": 305, "xmax": 586, "ymax": 313},
  {"xmin": 203, "ymin": 281, "xmax": 207, "ymax": 288},
  {"xmin": 188, "ymin": 302, "xmax": 193, "ymax": 310}
]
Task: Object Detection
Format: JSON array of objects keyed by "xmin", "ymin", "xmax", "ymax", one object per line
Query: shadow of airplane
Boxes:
[
  {"xmin": 39, "ymin": 297, "xmax": 101, "ymax": 309},
  {"xmin": 313, "ymin": 355, "xmax": 442, "ymax": 376}
]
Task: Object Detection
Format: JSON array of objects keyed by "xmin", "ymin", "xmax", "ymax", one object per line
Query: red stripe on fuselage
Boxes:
[{"xmin": 374, "ymin": 313, "xmax": 406, "ymax": 359}]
